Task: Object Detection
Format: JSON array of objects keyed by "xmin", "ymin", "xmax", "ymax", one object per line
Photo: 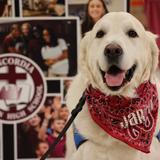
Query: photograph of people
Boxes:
[
  {"xmin": 0, "ymin": 0, "xmax": 13, "ymax": 17},
  {"xmin": 0, "ymin": 18, "xmax": 78, "ymax": 77},
  {"xmin": 21, "ymin": 0, "xmax": 65, "ymax": 17},
  {"xmin": 17, "ymin": 96, "xmax": 69, "ymax": 158},
  {"xmin": 81, "ymin": 0, "xmax": 109, "ymax": 36}
]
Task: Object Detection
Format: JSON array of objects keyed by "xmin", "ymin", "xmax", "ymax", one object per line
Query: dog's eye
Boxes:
[
  {"xmin": 127, "ymin": 29, "xmax": 138, "ymax": 38},
  {"xmin": 96, "ymin": 30, "xmax": 105, "ymax": 38}
]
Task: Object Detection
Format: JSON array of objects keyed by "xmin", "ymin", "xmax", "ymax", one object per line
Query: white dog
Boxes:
[{"xmin": 66, "ymin": 12, "xmax": 160, "ymax": 160}]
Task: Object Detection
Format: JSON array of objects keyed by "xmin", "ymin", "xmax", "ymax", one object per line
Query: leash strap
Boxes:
[{"xmin": 40, "ymin": 92, "xmax": 86, "ymax": 160}]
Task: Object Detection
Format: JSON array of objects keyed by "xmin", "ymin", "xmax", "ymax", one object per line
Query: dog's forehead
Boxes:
[
  {"xmin": 95, "ymin": 12, "xmax": 144, "ymax": 31},
  {"xmin": 101, "ymin": 12, "xmax": 142, "ymax": 24}
]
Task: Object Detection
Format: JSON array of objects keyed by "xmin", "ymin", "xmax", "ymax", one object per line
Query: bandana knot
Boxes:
[{"xmin": 85, "ymin": 81, "xmax": 158, "ymax": 153}]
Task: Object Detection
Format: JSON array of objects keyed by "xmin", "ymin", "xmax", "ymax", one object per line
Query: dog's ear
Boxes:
[
  {"xmin": 78, "ymin": 31, "xmax": 92, "ymax": 73},
  {"xmin": 146, "ymin": 31, "xmax": 159, "ymax": 78}
]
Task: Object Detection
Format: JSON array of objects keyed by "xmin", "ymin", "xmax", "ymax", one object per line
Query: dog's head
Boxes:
[{"xmin": 79, "ymin": 12, "xmax": 159, "ymax": 96}]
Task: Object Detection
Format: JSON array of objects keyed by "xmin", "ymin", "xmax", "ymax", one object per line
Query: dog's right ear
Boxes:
[
  {"xmin": 146, "ymin": 31, "xmax": 159, "ymax": 81},
  {"xmin": 78, "ymin": 31, "xmax": 92, "ymax": 73}
]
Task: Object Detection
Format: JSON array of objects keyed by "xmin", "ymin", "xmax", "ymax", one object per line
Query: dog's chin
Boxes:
[{"xmin": 100, "ymin": 64, "xmax": 137, "ymax": 91}]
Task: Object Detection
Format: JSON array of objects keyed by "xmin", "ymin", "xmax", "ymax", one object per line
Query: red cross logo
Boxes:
[
  {"xmin": 0, "ymin": 54, "xmax": 46, "ymax": 123},
  {"xmin": 0, "ymin": 65, "xmax": 26, "ymax": 84}
]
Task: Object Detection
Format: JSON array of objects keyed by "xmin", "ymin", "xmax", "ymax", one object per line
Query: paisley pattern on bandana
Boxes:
[{"xmin": 85, "ymin": 81, "xmax": 158, "ymax": 153}]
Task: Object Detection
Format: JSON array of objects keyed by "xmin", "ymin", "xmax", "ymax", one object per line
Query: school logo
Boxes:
[{"xmin": 0, "ymin": 54, "xmax": 46, "ymax": 123}]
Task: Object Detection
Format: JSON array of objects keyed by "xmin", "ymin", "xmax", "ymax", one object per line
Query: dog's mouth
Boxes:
[{"xmin": 100, "ymin": 64, "xmax": 137, "ymax": 91}]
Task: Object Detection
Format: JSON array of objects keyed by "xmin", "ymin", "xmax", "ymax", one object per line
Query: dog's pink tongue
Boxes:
[{"xmin": 105, "ymin": 72, "xmax": 125, "ymax": 86}]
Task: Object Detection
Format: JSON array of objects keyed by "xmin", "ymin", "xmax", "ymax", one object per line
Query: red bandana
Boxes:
[{"xmin": 85, "ymin": 81, "xmax": 158, "ymax": 153}]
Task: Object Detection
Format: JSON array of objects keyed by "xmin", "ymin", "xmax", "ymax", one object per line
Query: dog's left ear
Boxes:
[
  {"xmin": 146, "ymin": 31, "xmax": 159, "ymax": 78},
  {"xmin": 78, "ymin": 31, "xmax": 92, "ymax": 73}
]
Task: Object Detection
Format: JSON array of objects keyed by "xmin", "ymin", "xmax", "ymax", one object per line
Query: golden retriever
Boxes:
[{"xmin": 66, "ymin": 12, "xmax": 160, "ymax": 160}]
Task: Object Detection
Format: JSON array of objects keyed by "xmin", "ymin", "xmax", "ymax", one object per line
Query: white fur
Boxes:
[{"xmin": 66, "ymin": 12, "xmax": 160, "ymax": 160}]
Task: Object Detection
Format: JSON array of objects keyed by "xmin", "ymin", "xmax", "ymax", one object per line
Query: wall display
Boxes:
[
  {"xmin": 0, "ymin": 0, "xmax": 15, "ymax": 17},
  {"xmin": 20, "ymin": 0, "xmax": 67, "ymax": 17},
  {"xmin": 0, "ymin": 0, "xmax": 130, "ymax": 159},
  {"xmin": 0, "ymin": 16, "xmax": 80, "ymax": 160}
]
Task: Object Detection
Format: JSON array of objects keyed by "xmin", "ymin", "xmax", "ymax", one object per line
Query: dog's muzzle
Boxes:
[{"xmin": 101, "ymin": 43, "xmax": 137, "ymax": 91}]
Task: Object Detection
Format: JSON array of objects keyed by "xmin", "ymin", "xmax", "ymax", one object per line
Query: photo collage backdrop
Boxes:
[{"xmin": 0, "ymin": 0, "xmax": 128, "ymax": 159}]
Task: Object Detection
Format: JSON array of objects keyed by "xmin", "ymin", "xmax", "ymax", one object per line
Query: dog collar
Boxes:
[{"xmin": 85, "ymin": 81, "xmax": 159, "ymax": 153}]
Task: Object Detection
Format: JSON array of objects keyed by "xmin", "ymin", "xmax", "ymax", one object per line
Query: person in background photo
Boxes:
[
  {"xmin": 58, "ymin": 104, "xmax": 69, "ymax": 122},
  {"xmin": 2, "ymin": 24, "xmax": 22, "ymax": 53},
  {"xmin": 39, "ymin": 96, "xmax": 62, "ymax": 129},
  {"xmin": 35, "ymin": 141, "xmax": 49, "ymax": 158},
  {"xmin": 17, "ymin": 114, "xmax": 49, "ymax": 158},
  {"xmin": 50, "ymin": 96, "xmax": 62, "ymax": 118},
  {"xmin": 28, "ymin": 25, "xmax": 48, "ymax": 75},
  {"xmin": 41, "ymin": 28, "xmax": 69, "ymax": 77},
  {"xmin": 47, "ymin": 118, "xmax": 66, "ymax": 157},
  {"xmin": 20, "ymin": 22, "xmax": 33, "ymax": 57},
  {"xmin": 63, "ymin": 79, "xmax": 72, "ymax": 101},
  {"xmin": 82, "ymin": 0, "xmax": 108, "ymax": 36}
]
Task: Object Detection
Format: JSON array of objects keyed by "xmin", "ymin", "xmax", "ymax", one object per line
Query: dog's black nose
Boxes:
[{"xmin": 104, "ymin": 44, "xmax": 123, "ymax": 63}]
